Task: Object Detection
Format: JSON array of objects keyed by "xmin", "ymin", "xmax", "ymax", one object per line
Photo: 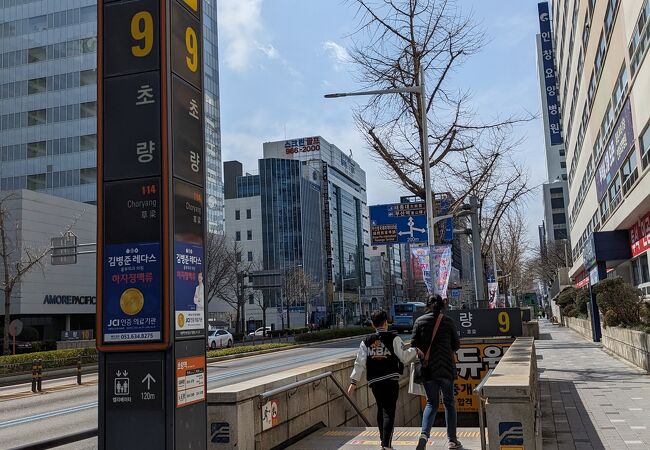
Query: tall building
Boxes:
[
  {"xmin": 550, "ymin": 0, "xmax": 650, "ymax": 294},
  {"xmin": 537, "ymin": 2, "xmax": 571, "ymax": 247},
  {"xmin": 217, "ymin": 136, "xmax": 371, "ymax": 328},
  {"xmin": 0, "ymin": 0, "xmax": 224, "ymax": 232}
]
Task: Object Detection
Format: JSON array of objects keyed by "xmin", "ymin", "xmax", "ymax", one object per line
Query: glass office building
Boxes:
[{"xmin": 0, "ymin": 0, "xmax": 223, "ymax": 231}]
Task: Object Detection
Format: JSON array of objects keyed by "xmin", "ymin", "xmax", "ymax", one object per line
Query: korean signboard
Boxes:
[
  {"xmin": 285, "ymin": 136, "xmax": 320, "ymax": 155},
  {"xmin": 630, "ymin": 210, "xmax": 650, "ymax": 258},
  {"xmin": 439, "ymin": 342, "xmax": 512, "ymax": 412},
  {"xmin": 176, "ymin": 355, "xmax": 206, "ymax": 408},
  {"xmin": 538, "ymin": 2, "xmax": 563, "ymax": 146},
  {"xmin": 446, "ymin": 308, "xmax": 523, "ymax": 338},
  {"xmin": 595, "ymin": 100, "xmax": 634, "ymax": 200},
  {"xmin": 370, "ymin": 202, "xmax": 428, "ymax": 245}
]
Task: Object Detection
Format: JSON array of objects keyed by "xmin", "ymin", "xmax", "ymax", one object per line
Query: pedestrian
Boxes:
[
  {"xmin": 348, "ymin": 309, "xmax": 418, "ymax": 450},
  {"xmin": 411, "ymin": 295, "xmax": 462, "ymax": 450}
]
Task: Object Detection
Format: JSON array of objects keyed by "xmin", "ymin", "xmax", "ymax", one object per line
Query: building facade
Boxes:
[
  {"xmin": 0, "ymin": 190, "xmax": 96, "ymax": 343},
  {"xmin": 0, "ymin": 0, "xmax": 224, "ymax": 232},
  {"xmin": 551, "ymin": 0, "xmax": 650, "ymax": 295}
]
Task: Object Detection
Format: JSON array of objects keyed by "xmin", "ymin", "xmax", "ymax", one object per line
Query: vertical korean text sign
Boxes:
[{"xmin": 98, "ymin": 0, "xmax": 207, "ymax": 448}]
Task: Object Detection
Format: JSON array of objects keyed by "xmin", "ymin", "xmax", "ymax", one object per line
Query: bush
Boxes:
[
  {"xmin": 594, "ymin": 278, "xmax": 643, "ymax": 328},
  {"xmin": 556, "ymin": 287, "xmax": 577, "ymax": 306},
  {"xmin": 0, "ymin": 347, "xmax": 98, "ymax": 375},
  {"xmin": 640, "ymin": 302, "xmax": 650, "ymax": 325},
  {"xmin": 294, "ymin": 327, "xmax": 374, "ymax": 343},
  {"xmin": 575, "ymin": 287, "xmax": 590, "ymax": 318},
  {"xmin": 207, "ymin": 343, "xmax": 293, "ymax": 358},
  {"xmin": 563, "ymin": 305, "xmax": 578, "ymax": 318}
]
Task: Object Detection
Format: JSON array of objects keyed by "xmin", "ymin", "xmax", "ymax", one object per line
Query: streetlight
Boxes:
[{"xmin": 326, "ymin": 67, "xmax": 435, "ymax": 291}]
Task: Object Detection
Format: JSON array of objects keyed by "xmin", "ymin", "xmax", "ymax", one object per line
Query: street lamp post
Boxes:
[{"xmin": 326, "ymin": 67, "xmax": 436, "ymax": 291}]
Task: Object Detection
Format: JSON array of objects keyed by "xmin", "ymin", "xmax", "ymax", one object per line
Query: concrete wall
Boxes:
[
  {"xmin": 206, "ymin": 355, "xmax": 420, "ymax": 449},
  {"xmin": 562, "ymin": 317, "xmax": 650, "ymax": 372},
  {"xmin": 483, "ymin": 337, "xmax": 542, "ymax": 450}
]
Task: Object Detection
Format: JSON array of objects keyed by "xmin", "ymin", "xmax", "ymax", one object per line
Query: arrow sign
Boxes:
[{"xmin": 142, "ymin": 373, "xmax": 156, "ymax": 390}]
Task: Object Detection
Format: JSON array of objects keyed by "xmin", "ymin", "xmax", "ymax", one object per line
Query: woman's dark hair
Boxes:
[
  {"xmin": 371, "ymin": 309, "xmax": 388, "ymax": 327},
  {"xmin": 428, "ymin": 294, "xmax": 446, "ymax": 312}
]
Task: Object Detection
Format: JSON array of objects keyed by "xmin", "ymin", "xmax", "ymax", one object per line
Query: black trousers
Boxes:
[{"xmin": 370, "ymin": 379, "xmax": 399, "ymax": 448}]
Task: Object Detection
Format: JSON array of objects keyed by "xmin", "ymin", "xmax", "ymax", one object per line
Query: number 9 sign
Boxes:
[
  {"xmin": 172, "ymin": 1, "xmax": 201, "ymax": 88},
  {"xmin": 104, "ymin": 2, "xmax": 160, "ymax": 77}
]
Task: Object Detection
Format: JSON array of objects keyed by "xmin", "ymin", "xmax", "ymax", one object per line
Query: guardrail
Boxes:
[{"xmin": 8, "ymin": 428, "xmax": 98, "ymax": 450}]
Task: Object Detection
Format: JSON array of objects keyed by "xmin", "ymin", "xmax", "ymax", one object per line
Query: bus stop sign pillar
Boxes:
[{"xmin": 97, "ymin": 1, "xmax": 208, "ymax": 448}]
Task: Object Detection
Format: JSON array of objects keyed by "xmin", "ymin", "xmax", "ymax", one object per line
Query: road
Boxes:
[{"xmin": 0, "ymin": 338, "xmax": 365, "ymax": 449}]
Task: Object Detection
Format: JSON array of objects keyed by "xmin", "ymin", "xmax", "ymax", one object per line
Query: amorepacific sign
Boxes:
[{"xmin": 43, "ymin": 295, "xmax": 97, "ymax": 305}]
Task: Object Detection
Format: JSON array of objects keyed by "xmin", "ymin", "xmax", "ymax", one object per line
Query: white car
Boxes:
[
  {"xmin": 248, "ymin": 327, "xmax": 271, "ymax": 338},
  {"xmin": 208, "ymin": 329, "xmax": 233, "ymax": 349}
]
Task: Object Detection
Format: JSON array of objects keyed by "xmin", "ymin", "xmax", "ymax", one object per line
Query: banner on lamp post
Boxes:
[{"xmin": 430, "ymin": 245, "xmax": 452, "ymax": 298}]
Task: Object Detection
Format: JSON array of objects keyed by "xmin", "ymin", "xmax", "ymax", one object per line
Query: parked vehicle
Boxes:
[
  {"xmin": 390, "ymin": 301, "xmax": 427, "ymax": 332},
  {"xmin": 248, "ymin": 327, "xmax": 271, "ymax": 338},
  {"xmin": 207, "ymin": 329, "xmax": 233, "ymax": 349}
]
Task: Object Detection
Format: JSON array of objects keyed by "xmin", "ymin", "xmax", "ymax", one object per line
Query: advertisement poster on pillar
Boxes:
[{"xmin": 174, "ymin": 179, "xmax": 205, "ymax": 339}]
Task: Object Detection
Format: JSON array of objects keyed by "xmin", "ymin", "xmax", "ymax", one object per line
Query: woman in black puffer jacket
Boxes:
[{"xmin": 411, "ymin": 295, "xmax": 461, "ymax": 450}]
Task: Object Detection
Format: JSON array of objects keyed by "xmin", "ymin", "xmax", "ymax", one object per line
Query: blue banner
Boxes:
[
  {"xmin": 439, "ymin": 198, "xmax": 454, "ymax": 242},
  {"xmin": 370, "ymin": 202, "xmax": 428, "ymax": 245},
  {"xmin": 102, "ymin": 242, "xmax": 162, "ymax": 343},
  {"xmin": 174, "ymin": 241, "xmax": 205, "ymax": 338},
  {"xmin": 538, "ymin": 2, "xmax": 563, "ymax": 146}
]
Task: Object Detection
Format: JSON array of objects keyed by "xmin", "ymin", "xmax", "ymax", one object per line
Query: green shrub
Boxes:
[
  {"xmin": 556, "ymin": 287, "xmax": 577, "ymax": 306},
  {"xmin": 563, "ymin": 305, "xmax": 578, "ymax": 318},
  {"xmin": 0, "ymin": 347, "xmax": 98, "ymax": 375},
  {"xmin": 294, "ymin": 327, "xmax": 374, "ymax": 343},
  {"xmin": 594, "ymin": 278, "xmax": 643, "ymax": 328},
  {"xmin": 575, "ymin": 287, "xmax": 590, "ymax": 318},
  {"xmin": 640, "ymin": 302, "xmax": 650, "ymax": 325},
  {"xmin": 207, "ymin": 343, "xmax": 293, "ymax": 358}
]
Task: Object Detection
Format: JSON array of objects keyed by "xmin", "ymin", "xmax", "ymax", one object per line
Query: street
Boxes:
[{"xmin": 0, "ymin": 338, "xmax": 366, "ymax": 449}]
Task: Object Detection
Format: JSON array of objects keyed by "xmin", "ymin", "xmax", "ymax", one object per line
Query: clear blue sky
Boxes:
[{"xmin": 217, "ymin": 0, "xmax": 548, "ymax": 244}]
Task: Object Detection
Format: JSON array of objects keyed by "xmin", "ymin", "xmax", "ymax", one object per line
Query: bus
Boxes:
[{"xmin": 390, "ymin": 301, "xmax": 427, "ymax": 332}]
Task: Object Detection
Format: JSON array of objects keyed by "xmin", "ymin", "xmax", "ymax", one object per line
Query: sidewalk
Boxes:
[{"xmin": 537, "ymin": 320, "xmax": 650, "ymax": 449}]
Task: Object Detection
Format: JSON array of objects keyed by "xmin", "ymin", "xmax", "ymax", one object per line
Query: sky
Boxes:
[{"xmin": 216, "ymin": 0, "xmax": 549, "ymax": 244}]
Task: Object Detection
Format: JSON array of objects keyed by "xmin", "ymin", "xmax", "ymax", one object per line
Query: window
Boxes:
[
  {"xmin": 247, "ymin": 230, "xmax": 252, "ymax": 240},
  {"xmin": 80, "ymin": 101, "xmax": 96, "ymax": 118},
  {"xmin": 611, "ymin": 64, "xmax": 628, "ymax": 113},
  {"xmin": 246, "ymin": 209, "xmax": 251, "ymax": 219},
  {"xmin": 27, "ymin": 173, "xmax": 46, "ymax": 190},
  {"xmin": 249, "ymin": 294, "xmax": 254, "ymax": 305},
  {"xmin": 28, "ymin": 46, "xmax": 45, "ymax": 63},
  {"xmin": 80, "ymin": 5, "xmax": 95, "ymax": 22},
  {"xmin": 641, "ymin": 121, "xmax": 650, "ymax": 168},
  {"xmin": 621, "ymin": 150, "xmax": 638, "ymax": 193},
  {"xmin": 235, "ymin": 210, "xmax": 240, "ymax": 220},
  {"xmin": 594, "ymin": 32, "xmax": 606, "ymax": 75},
  {"xmin": 235, "ymin": 231, "xmax": 241, "ymax": 241},
  {"xmin": 559, "ymin": 148, "xmax": 566, "ymax": 156},
  {"xmin": 235, "ymin": 252, "xmax": 242, "ymax": 263},
  {"xmin": 554, "ymin": 229, "xmax": 568, "ymax": 240},
  {"xmin": 550, "ymin": 187, "xmax": 564, "ymax": 194},
  {"xmin": 80, "ymin": 69, "xmax": 96, "ymax": 86},
  {"xmin": 27, "ymin": 141, "xmax": 46, "ymax": 158},
  {"xmin": 27, "ymin": 77, "xmax": 46, "ymax": 94},
  {"xmin": 604, "ymin": 0, "xmax": 618, "ymax": 37},
  {"xmin": 80, "ymin": 134, "xmax": 96, "ymax": 151},
  {"xmin": 632, "ymin": 254, "xmax": 650, "ymax": 285},
  {"xmin": 560, "ymin": 161, "xmax": 567, "ymax": 168},
  {"xmin": 28, "ymin": 15, "xmax": 46, "ymax": 32},
  {"xmin": 552, "ymin": 213, "xmax": 567, "ymax": 224},
  {"xmin": 551, "ymin": 197, "xmax": 565, "ymax": 209},
  {"xmin": 247, "ymin": 251, "xmax": 253, "ymax": 262},
  {"xmin": 80, "ymin": 167, "xmax": 96, "ymax": 184},
  {"xmin": 27, "ymin": 109, "xmax": 46, "ymax": 126},
  {"xmin": 81, "ymin": 37, "xmax": 97, "ymax": 54}
]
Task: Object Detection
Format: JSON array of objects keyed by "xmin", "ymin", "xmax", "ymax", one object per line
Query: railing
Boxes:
[
  {"xmin": 8, "ymin": 429, "xmax": 98, "ymax": 450},
  {"xmin": 474, "ymin": 368, "xmax": 494, "ymax": 450},
  {"xmin": 258, "ymin": 371, "xmax": 371, "ymax": 426}
]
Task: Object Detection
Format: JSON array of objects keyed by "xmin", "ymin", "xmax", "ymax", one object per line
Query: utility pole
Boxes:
[{"xmin": 470, "ymin": 196, "xmax": 485, "ymax": 308}]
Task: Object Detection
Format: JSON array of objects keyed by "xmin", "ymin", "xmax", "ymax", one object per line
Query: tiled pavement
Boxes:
[{"xmin": 538, "ymin": 320, "xmax": 650, "ymax": 449}]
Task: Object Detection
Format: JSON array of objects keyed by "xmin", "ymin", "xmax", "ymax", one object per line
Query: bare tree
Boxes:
[
  {"xmin": 1, "ymin": 193, "xmax": 71, "ymax": 354},
  {"xmin": 348, "ymin": 0, "xmax": 534, "ymax": 218},
  {"xmin": 492, "ymin": 208, "xmax": 531, "ymax": 304},
  {"xmin": 528, "ymin": 239, "xmax": 572, "ymax": 288},
  {"xmin": 204, "ymin": 233, "xmax": 256, "ymax": 333}
]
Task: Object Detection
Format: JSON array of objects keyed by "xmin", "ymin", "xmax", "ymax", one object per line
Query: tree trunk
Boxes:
[
  {"xmin": 3, "ymin": 287, "xmax": 11, "ymax": 355},
  {"xmin": 234, "ymin": 299, "xmax": 241, "ymax": 334},
  {"xmin": 286, "ymin": 297, "xmax": 291, "ymax": 330}
]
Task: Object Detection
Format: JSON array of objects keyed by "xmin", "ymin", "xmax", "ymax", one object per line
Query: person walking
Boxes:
[
  {"xmin": 348, "ymin": 309, "xmax": 417, "ymax": 450},
  {"xmin": 411, "ymin": 295, "xmax": 462, "ymax": 450}
]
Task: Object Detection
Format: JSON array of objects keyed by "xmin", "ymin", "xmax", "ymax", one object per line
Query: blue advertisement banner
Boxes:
[
  {"xmin": 102, "ymin": 242, "xmax": 162, "ymax": 343},
  {"xmin": 595, "ymin": 100, "xmax": 634, "ymax": 200},
  {"xmin": 538, "ymin": 2, "xmax": 563, "ymax": 146},
  {"xmin": 370, "ymin": 202, "xmax": 428, "ymax": 245},
  {"xmin": 174, "ymin": 241, "xmax": 205, "ymax": 338}
]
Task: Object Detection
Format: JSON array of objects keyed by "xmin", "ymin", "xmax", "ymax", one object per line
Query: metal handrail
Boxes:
[
  {"xmin": 474, "ymin": 368, "xmax": 494, "ymax": 450},
  {"xmin": 258, "ymin": 371, "xmax": 371, "ymax": 426},
  {"xmin": 9, "ymin": 428, "xmax": 98, "ymax": 450}
]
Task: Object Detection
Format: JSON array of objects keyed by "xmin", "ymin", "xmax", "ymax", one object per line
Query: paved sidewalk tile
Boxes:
[{"xmin": 537, "ymin": 320, "xmax": 650, "ymax": 449}]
